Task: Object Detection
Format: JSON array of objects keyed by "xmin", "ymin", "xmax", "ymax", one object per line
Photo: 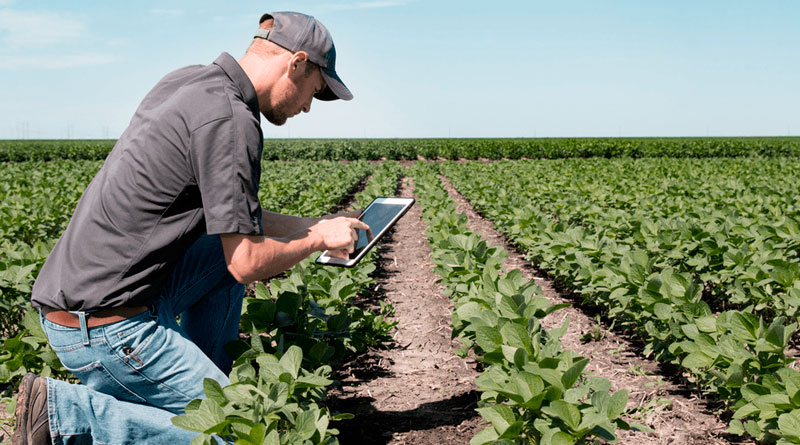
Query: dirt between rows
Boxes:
[
  {"xmin": 0, "ymin": 401, "xmax": 9, "ymax": 443},
  {"xmin": 330, "ymin": 176, "xmax": 483, "ymax": 444}
]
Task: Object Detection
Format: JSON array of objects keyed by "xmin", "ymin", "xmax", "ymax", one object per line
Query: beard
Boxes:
[{"xmin": 263, "ymin": 105, "xmax": 290, "ymax": 126}]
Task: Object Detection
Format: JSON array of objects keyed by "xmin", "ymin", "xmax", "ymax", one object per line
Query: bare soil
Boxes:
[
  {"xmin": 439, "ymin": 175, "xmax": 753, "ymax": 445},
  {"xmin": 0, "ymin": 400, "xmax": 10, "ymax": 444},
  {"xmin": 330, "ymin": 176, "xmax": 484, "ymax": 444}
]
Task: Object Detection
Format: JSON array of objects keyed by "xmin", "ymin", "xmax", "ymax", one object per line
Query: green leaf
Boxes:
[
  {"xmin": 475, "ymin": 367, "xmax": 510, "ymax": 394},
  {"xmin": 729, "ymin": 312, "xmax": 758, "ymax": 343},
  {"xmin": 498, "ymin": 420, "xmax": 524, "ymax": 439},
  {"xmin": 772, "ymin": 264, "xmax": 797, "ymax": 287},
  {"xmin": 681, "ymin": 351, "xmax": 715, "ymax": 369},
  {"xmin": 653, "ymin": 303, "xmax": 672, "ymax": 320},
  {"xmin": 475, "ymin": 326, "xmax": 503, "ymax": 352},
  {"xmin": 455, "ymin": 302, "xmax": 481, "ymax": 324},
  {"xmin": 741, "ymin": 383, "xmax": 771, "ymax": 402},
  {"xmin": 604, "ymin": 389, "xmax": 628, "ymax": 420},
  {"xmin": 501, "ymin": 345, "xmax": 519, "ymax": 364},
  {"xmin": 21, "ymin": 310, "xmax": 46, "ymax": 338},
  {"xmin": 744, "ymin": 419, "xmax": 763, "ymax": 438},
  {"xmin": 203, "ymin": 378, "xmax": 227, "ymax": 405},
  {"xmin": 294, "ymin": 408, "xmax": 319, "ymax": 439},
  {"xmin": 296, "ymin": 374, "xmax": 333, "ymax": 388},
  {"xmin": 541, "ymin": 429, "xmax": 576, "ymax": 445},
  {"xmin": 309, "ymin": 342, "xmax": 335, "ymax": 364},
  {"xmin": 732, "ymin": 403, "xmax": 759, "ymax": 419},
  {"xmin": 315, "ymin": 412, "xmax": 330, "ymax": 439},
  {"xmin": 171, "ymin": 399, "xmax": 225, "ymax": 433},
  {"xmin": 185, "ymin": 399, "xmax": 202, "ymax": 412},
  {"xmin": 263, "ymin": 383, "xmax": 289, "ymax": 412},
  {"xmin": 500, "ymin": 322, "xmax": 534, "ymax": 356},
  {"xmin": 765, "ymin": 320, "xmax": 787, "ymax": 349},
  {"xmin": 629, "ymin": 422, "xmax": 654, "ymax": 433},
  {"xmin": 264, "ymin": 429, "xmax": 280, "ymax": 445},
  {"xmin": 513, "ymin": 347, "xmax": 529, "ymax": 369},
  {"xmin": 695, "ymin": 315, "xmax": 717, "ymax": 333},
  {"xmin": 591, "ymin": 391, "xmax": 610, "ymax": 415},
  {"xmin": 577, "ymin": 411, "xmax": 607, "ymax": 432},
  {"xmin": 680, "ymin": 323, "xmax": 700, "ymax": 340},
  {"xmin": 254, "ymin": 282, "xmax": 269, "ymax": 299},
  {"xmin": 279, "ymin": 346, "xmax": 303, "ymax": 379},
  {"xmin": 778, "ymin": 410, "xmax": 800, "ymax": 438},
  {"xmin": 477, "ymin": 405, "xmax": 515, "ymax": 434},
  {"xmin": 171, "ymin": 413, "xmax": 207, "ymax": 433},
  {"xmin": 561, "ymin": 358, "xmax": 589, "ymax": 389},
  {"xmin": 727, "ymin": 419, "xmax": 745, "ymax": 435},
  {"xmin": 778, "ymin": 368, "xmax": 800, "ymax": 406},
  {"xmin": 752, "ymin": 394, "xmax": 791, "ymax": 411},
  {"xmin": 589, "ymin": 421, "xmax": 617, "ymax": 441},
  {"xmin": 470, "ymin": 427, "xmax": 500, "ymax": 445},
  {"xmin": 542, "ymin": 400, "xmax": 581, "ymax": 430}
]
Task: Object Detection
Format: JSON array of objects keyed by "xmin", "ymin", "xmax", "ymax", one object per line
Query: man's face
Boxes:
[{"xmin": 263, "ymin": 61, "xmax": 326, "ymax": 126}]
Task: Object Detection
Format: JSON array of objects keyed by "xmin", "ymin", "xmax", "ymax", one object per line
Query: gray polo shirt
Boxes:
[{"xmin": 32, "ymin": 52, "xmax": 264, "ymax": 311}]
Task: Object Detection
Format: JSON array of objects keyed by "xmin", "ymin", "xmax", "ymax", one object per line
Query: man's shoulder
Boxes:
[
  {"xmin": 166, "ymin": 64, "xmax": 236, "ymax": 128},
  {"xmin": 147, "ymin": 61, "xmax": 255, "ymax": 132}
]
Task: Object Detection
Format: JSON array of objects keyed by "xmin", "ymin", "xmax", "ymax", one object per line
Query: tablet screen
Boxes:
[{"xmin": 350, "ymin": 201, "xmax": 406, "ymax": 259}]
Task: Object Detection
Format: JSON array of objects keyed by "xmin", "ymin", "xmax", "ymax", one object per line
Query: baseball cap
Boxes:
[{"xmin": 256, "ymin": 11, "xmax": 353, "ymax": 101}]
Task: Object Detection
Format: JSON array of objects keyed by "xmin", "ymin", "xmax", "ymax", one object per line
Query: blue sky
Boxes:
[{"xmin": 0, "ymin": 0, "xmax": 798, "ymax": 139}]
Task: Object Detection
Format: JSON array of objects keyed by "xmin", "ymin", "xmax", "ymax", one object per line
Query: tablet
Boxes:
[{"xmin": 315, "ymin": 197, "xmax": 415, "ymax": 267}]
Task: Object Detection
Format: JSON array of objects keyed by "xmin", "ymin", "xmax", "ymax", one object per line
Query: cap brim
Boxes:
[{"xmin": 316, "ymin": 67, "xmax": 353, "ymax": 101}]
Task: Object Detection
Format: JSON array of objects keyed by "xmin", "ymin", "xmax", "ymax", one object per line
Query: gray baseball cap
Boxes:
[{"xmin": 256, "ymin": 11, "xmax": 352, "ymax": 101}]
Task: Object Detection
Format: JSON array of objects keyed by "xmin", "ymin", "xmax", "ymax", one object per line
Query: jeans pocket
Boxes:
[{"xmin": 108, "ymin": 310, "xmax": 161, "ymax": 371}]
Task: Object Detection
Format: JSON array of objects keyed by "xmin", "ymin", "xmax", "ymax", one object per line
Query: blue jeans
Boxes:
[{"xmin": 40, "ymin": 234, "xmax": 244, "ymax": 444}]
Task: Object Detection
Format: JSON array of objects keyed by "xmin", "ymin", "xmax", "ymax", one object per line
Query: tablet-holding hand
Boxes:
[{"xmin": 309, "ymin": 216, "xmax": 370, "ymax": 259}]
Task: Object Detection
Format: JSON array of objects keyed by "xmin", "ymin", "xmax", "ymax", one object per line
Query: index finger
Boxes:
[{"xmin": 347, "ymin": 218, "xmax": 370, "ymax": 231}]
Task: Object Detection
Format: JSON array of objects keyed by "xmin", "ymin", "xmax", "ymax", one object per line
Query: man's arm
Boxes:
[
  {"xmin": 221, "ymin": 215, "xmax": 368, "ymax": 283},
  {"xmin": 260, "ymin": 209, "xmax": 361, "ymax": 238}
]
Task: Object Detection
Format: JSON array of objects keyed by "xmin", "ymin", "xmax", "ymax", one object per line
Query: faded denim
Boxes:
[{"xmin": 40, "ymin": 234, "xmax": 244, "ymax": 444}]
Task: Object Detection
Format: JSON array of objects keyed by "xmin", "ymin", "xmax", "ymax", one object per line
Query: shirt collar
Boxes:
[{"xmin": 213, "ymin": 52, "xmax": 260, "ymax": 117}]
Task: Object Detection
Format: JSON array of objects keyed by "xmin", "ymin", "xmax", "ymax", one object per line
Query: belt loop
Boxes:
[{"xmin": 69, "ymin": 311, "xmax": 91, "ymax": 346}]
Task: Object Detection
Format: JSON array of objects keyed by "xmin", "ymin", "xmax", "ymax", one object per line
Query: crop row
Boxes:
[
  {"xmin": 173, "ymin": 162, "xmax": 405, "ymax": 444},
  {"xmin": 443, "ymin": 159, "xmax": 800, "ymax": 443},
  {"xmin": 2, "ymin": 137, "xmax": 800, "ymax": 162},
  {"xmin": 410, "ymin": 163, "xmax": 649, "ymax": 444}
]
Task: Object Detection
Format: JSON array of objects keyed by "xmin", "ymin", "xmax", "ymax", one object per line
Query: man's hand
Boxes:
[{"xmin": 310, "ymin": 216, "xmax": 370, "ymax": 259}]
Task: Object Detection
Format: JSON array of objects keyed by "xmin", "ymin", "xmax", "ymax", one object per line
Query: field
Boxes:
[{"xmin": 2, "ymin": 137, "xmax": 800, "ymax": 444}]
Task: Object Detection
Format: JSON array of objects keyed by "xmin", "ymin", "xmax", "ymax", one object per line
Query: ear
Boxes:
[{"xmin": 288, "ymin": 51, "xmax": 309, "ymax": 78}]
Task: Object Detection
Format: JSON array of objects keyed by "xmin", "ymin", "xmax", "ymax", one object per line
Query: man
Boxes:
[{"xmin": 12, "ymin": 11, "xmax": 367, "ymax": 444}]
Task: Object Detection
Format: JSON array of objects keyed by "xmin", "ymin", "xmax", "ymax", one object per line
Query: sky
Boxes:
[{"xmin": 0, "ymin": 0, "xmax": 798, "ymax": 139}]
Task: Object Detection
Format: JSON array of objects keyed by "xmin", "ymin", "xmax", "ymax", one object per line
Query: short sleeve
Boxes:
[{"xmin": 188, "ymin": 117, "xmax": 263, "ymax": 236}]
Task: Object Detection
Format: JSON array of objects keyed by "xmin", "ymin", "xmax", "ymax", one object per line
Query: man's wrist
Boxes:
[{"xmin": 304, "ymin": 225, "xmax": 325, "ymax": 252}]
